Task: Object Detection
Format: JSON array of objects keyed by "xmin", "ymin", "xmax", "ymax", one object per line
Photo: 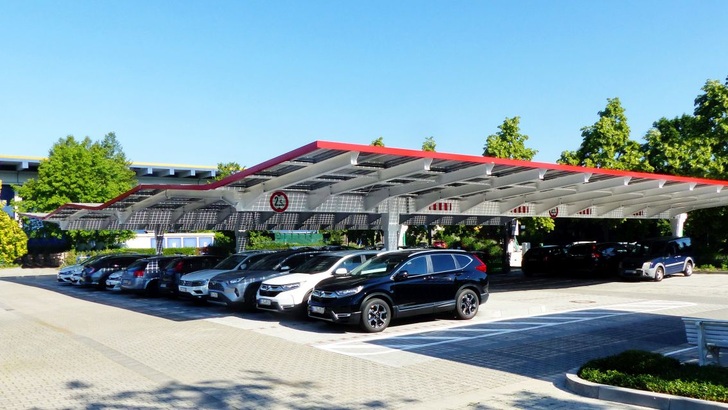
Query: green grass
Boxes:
[{"xmin": 578, "ymin": 350, "xmax": 728, "ymax": 403}]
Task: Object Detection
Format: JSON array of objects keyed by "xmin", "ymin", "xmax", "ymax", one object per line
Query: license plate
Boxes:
[
  {"xmin": 624, "ymin": 270, "xmax": 636, "ymax": 274},
  {"xmin": 259, "ymin": 298, "xmax": 271, "ymax": 306},
  {"xmin": 159, "ymin": 284, "xmax": 166, "ymax": 288},
  {"xmin": 209, "ymin": 292, "xmax": 218, "ymax": 298},
  {"xmin": 311, "ymin": 306, "xmax": 325, "ymax": 314},
  {"xmin": 179, "ymin": 286, "xmax": 190, "ymax": 293}
]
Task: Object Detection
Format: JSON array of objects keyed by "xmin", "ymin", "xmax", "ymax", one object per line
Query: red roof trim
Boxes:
[{"xmin": 41, "ymin": 140, "xmax": 728, "ymax": 220}]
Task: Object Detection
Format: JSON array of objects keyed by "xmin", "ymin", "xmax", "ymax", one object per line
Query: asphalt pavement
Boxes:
[{"xmin": 2, "ymin": 266, "xmax": 727, "ymax": 409}]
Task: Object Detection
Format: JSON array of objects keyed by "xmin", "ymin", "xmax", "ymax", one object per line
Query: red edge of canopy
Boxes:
[{"xmin": 40, "ymin": 140, "xmax": 728, "ymax": 220}]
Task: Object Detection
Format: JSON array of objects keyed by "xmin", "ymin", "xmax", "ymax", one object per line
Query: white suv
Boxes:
[{"xmin": 256, "ymin": 250, "xmax": 379, "ymax": 313}]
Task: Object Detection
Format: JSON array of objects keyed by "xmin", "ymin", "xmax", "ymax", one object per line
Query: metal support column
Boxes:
[
  {"xmin": 671, "ymin": 213, "xmax": 688, "ymax": 237},
  {"xmin": 154, "ymin": 226, "xmax": 165, "ymax": 255},
  {"xmin": 236, "ymin": 230, "xmax": 249, "ymax": 253},
  {"xmin": 382, "ymin": 197, "xmax": 403, "ymax": 251}
]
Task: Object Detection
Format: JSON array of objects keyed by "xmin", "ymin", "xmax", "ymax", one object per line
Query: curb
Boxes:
[{"xmin": 565, "ymin": 368, "xmax": 728, "ymax": 410}]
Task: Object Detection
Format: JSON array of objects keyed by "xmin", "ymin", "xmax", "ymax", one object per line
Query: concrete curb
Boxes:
[{"xmin": 565, "ymin": 368, "xmax": 728, "ymax": 410}]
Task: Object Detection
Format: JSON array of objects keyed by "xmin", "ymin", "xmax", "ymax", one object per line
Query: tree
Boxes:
[
  {"xmin": 484, "ymin": 117, "xmax": 554, "ymax": 239},
  {"xmin": 483, "ymin": 116, "xmax": 537, "ymax": 160},
  {"xmin": 0, "ymin": 211, "xmax": 27, "ymax": 266},
  {"xmin": 643, "ymin": 115, "xmax": 719, "ymax": 177},
  {"xmin": 371, "ymin": 137, "xmax": 385, "ymax": 147},
  {"xmin": 422, "ymin": 136, "xmax": 436, "ymax": 152},
  {"xmin": 214, "ymin": 162, "xmax": 245, "ymax": 181},
  {"xmin": 558, "ymin": 98, "xmax": 650, "ymax": 172},
  {"xmin": 15, "ymin": 133, "xmax": 136, "ymax": 212},
  {"xmin": 14, "ymin": 133, "xmax": 137, "ymax": 249}
]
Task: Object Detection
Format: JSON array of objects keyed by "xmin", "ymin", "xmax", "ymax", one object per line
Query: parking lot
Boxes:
[{"xmin": 2, "ymin": 267, "xmax": 727, "ymax": 409}]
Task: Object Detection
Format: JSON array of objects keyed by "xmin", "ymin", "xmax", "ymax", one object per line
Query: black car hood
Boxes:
[{"xmin": 315, "ymin": 274, "xmax": 377, "ymax": 290}]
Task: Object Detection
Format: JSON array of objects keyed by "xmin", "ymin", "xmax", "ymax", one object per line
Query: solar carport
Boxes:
[{"xmin": 31, "ymin": 140, "xmax": 728, "ymax": 251}]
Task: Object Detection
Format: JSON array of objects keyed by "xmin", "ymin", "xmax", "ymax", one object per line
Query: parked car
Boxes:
[
  {"xmin": 207, "ymin": 249, "xmax": 325, "ymax": 310},
  {"xmin": 619, "ymin": 237, "xmax": 694, "ymax": 281},
  {"xmin": 77, "ymin": 254, "xmax": 147, "ymax": 289},
  {"xmin": 57, "ymin": 254, "xmax": 107, "ymax": 283},
  {"xmin": 521, "ymin": 245, "xmax": 566, "ymax": 276},
  {"xmin": 177, "ymin": 251, "xmax": 273, "ymax": 301},
  {"xmin": 105, "ymin": 270, "xmax": 123, "ymax": 291},
  {"xmin": 119, "ymin": 255, "xmax": 182, "ymax": 295},
  {"xmin": 256, "ymin": 250, "xmax": 380, "ymax": 314},
  {"xmin": 307, "ymin": 249, "xmax": 489, "ymax": 333},
  {"xmin": 158, "ymin": 255, "xmax": 225, "ymax": 296}
]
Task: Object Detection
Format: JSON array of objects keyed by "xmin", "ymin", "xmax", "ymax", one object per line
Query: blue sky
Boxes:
[{"xmin": 1, "ymin": 1, "xmax": 726, "ymax": 168}]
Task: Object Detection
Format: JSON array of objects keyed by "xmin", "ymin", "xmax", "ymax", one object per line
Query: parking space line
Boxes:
[{"xmin": 316, "ymin": 300, "xmax": 696, "ymax": 358}]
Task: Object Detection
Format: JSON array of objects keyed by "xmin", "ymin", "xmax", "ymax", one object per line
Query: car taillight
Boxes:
[
  {"xmin": 133, "ymin": 269, "xmax": 145, "ymax": 277},
  {"xmin": 174, "ymin": 261, "xmax": 185, "ymax": 273},
  {"xmin": 471, "ymin": 255, "xmax": 487, "ymax": 273}
]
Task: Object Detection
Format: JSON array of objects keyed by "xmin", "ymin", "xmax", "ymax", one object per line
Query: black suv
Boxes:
[{"xmin": 308, "ymin": 249, "xmax": 489, "ymax": 332}]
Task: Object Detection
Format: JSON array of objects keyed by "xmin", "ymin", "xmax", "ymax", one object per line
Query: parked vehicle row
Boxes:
[
  {"xmin": 521, "ymin": 236, "xmax": 694, "ymax": 282},
  {"xmin": 56, "ymin": 248, "xmax": 490, "ymax": 332}
]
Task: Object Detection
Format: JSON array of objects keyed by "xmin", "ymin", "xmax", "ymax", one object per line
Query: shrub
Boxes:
[
  {"xmin": 0, "ymin": 212, "xmax": 28, "ymax": 267},
  {"xmin": 579, "ymin": 350, "xmax": 728, "ymax": 403}
]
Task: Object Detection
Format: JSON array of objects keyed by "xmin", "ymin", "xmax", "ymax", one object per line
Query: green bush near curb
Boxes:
[{"xmin": 578, "ymin": 350, "xmax": 728, "ymax": 403}]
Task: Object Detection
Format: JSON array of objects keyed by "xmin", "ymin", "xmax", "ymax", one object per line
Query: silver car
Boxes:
[
  {"xmin": 207, "ymin": 249, "xmax": 324, "ymax": 310},
  {"xmin": 177, "ymin": 251, "xmax": 273, "ymax": 300}
]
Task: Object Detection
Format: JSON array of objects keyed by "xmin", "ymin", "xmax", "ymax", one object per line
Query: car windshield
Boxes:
[
  {"xmin": 214, "ymin": 254, "xmax": 249, "ymax": 270},
  {"xmin": 293, "ymin": 255, "xmax": 341, "ymax": 274},
  {"xmin": 348, "ymin": 253, "xmax": 409, "ymax": 277},
  {"xmin": 631, "ymin": 241, "xmax": 668, "ymax": 257},
  {"xmin": 247, "ymin": 253, "xmax": 291, "ymax": 271}
]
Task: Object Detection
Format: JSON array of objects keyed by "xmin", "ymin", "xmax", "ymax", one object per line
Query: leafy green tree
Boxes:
[
  {"xmin": 0, "ymin": 211, "xmax": 27, "ymax": 266},
  {"xmin": 14, "ymin": 133, "xmax": 137, "ymax": 249},
  {"xmin": 483, "ymin": 116, "xmax": 538, "ymax": 160},
  {"xmin": 214, "ymin": 162, "xmax": 245, "ymax": 181},
  {"xmin": 559, "ymin": 98, "xmax": 650, "ymax": 172},
  {"xmin": 484, "ymin": 117, "xmax": 554, "ymax": 239},
  {"xmin": 643, "ymin": 115, "xmax": 719, "ymax": 177},
  {"xmin": 371, "ymin": 137, "xmax": 385, "ymax": 147},
  {"xmin": 694, "ymin": 77, "xmax": 728, "ymax": 179},
  {"xmin": 422, "ymin": 136, "xmax": 436, "ymax": 152}
]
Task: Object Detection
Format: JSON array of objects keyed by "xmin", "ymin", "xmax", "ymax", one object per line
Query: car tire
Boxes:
[
  {"xmin": 455, "ymin": 288, "xmax": 479, "ymax": 320},
  {"xmin": 360, "ymin": 297, "xmax": 391, "ymax": 333},
  {"xmin": 684, "ymin": 261, "xmax": 693, "ymax": 277},
  {"xmin": 298, "ymin": 291, "xmax": 312, "ymax": 319},
  {"xmin": 654, "ymin": 266, "xmax": 665, "ymax": 282}
]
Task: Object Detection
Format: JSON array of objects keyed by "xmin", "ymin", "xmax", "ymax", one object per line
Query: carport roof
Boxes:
[{"xmin": 33, "ymin": 140, "xmax": 728, "ymax": 231}]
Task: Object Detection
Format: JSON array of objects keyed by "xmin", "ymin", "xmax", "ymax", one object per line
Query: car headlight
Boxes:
[
  {"xmin": 227, "ymin": 277, "xmax": 246, "ymax": 285},
  {"xmin": 279, "ymin": 283, "xmax": 300, "ymax": 291},
  {"xmin": 641, "ymin": 262, "xmax": 652, "ymax": 270},
  {"xmin": 335, "ymin": 286, "xmax": 363, "ymax": 298}
]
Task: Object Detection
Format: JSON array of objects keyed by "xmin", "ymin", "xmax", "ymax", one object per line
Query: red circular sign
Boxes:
[
  {"xmin": 548, "ymin": 207, "xmax": 559, "ymax": 218},
  {"xmin": 270, "ymin": 191, "xmax": 289, "ymax": 213}
]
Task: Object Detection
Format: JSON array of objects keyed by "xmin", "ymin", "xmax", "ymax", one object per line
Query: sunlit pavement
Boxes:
[{"xmin": 2, "ymin": 267, "xmax": 727, "ymax": 409}]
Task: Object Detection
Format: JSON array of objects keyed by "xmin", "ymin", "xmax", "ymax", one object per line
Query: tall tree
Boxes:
[
  {"xmin": 16, "ymin": 133, "xmax": 136, "ymax": 212},
  {"xmin": 14, "ymin": 133, "xmax": 137, "ymax": 248},
  {"xmin": 483, "ymin": 117, "xmax": 553, "ymax": 241},
  {"xmin": 483, "ymin": 116, "xmax": 537, "ymax": 160},
  {"xmin": 558, "ymin": 98, "xmax": 649, "ymax": 171},
  {"xmin": 422, "ymin": 136, "xmax": 436, "ymax": 152},
  {"xmin": 642, "ymin": 115, "xmax": 719, "ymax": 177}
]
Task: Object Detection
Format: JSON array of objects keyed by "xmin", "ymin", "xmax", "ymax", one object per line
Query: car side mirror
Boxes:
[
  {"xmin": 238, "ymin": 264, "xmax": 247, "ymax": 270},
  {"xmin": 394, "ymin": 271, "xmax": 409, "ymax": 281},
  {"xmin": 334, "ymin": 267, "xmax": 348, "ymax": 275}
]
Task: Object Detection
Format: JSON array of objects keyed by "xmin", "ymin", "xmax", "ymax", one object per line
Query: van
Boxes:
[{"xmin": 618, "ymin": 237, "xmax": 694, "ymax": 281}]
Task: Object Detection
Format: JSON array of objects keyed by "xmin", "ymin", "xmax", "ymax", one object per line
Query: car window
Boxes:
[
  {"xmin": 349, "ymin": 253, "xmax": 409, "ymax": 277},
  {"xmin": 454, "ymin": 254, "xmax": 472, "ymax": 268},
  {"xmin": 431, "ymin": 254, "xmax": 457, "ymax": 272},
  {"xmin": 399, "ymin": 256, "xmax": 428, "ymax": 276},
  {"xmin": 294, "ymin": 255, "xmax": 341, "ymax": 274},
  {"xmin": 214, "ymin": 254, "xmax": 249, "ymax": 270}
]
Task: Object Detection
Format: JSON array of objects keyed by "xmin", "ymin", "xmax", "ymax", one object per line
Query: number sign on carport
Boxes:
[{"xmin": 29, "ymin": 140, "xmax": 728, "ymax": 251}]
